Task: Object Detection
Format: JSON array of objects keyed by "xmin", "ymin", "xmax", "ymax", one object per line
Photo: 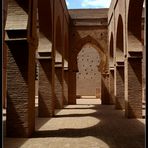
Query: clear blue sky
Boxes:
[{"xmin": 66, "ymin": 0, "xmax": 111, "ymax": 9}]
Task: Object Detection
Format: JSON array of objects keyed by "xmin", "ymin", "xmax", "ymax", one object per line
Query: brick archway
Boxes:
[{"xmin": 72, "ymin": 35, "xmax": 108, "ymax": 73}]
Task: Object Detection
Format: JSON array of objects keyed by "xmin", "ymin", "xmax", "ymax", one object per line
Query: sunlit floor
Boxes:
[{"xmin": 3, "ymin": 99, "xmax": 145, "ymax": 148}]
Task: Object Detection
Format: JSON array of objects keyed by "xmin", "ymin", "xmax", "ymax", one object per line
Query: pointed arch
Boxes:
[
  {"xmin": 74, "ymin": 35, "xmax": 106, "ymax": 55},
  {"xmin": 72, "ymin": 35, "xmax": 107, "ymax": 73}
]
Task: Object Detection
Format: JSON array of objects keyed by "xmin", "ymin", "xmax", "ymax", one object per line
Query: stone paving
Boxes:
[{"xmin": 3, "ymin": 99, "xmax": 145, "ymax": 148}]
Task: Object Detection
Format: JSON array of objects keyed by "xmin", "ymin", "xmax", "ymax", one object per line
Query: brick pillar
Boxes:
[
  {"xmin": 6, "ymin": 39, "xmax": 35, "ymax": 137},
  {"xmin": 125, "ymin": 55, "xmax": 142, "ymax": 118},
  {"xmin": 101, "ymin": 73, "xmax": 110, "ymax": 104},
  {"xmin": 63, "ymin": 68, "xmax": 68, "ymax": 105},
  {"xmin": 68, "ymin": 71, "xmax": 76, "ymax": 104},
  {"xmin": 3, "ymin": 42, "xmax": 7, "ymax": 108},
  {"xmin": 54, "ymin": 65, "xmax": 63, "ymax": 109},
  {"xmin": 109, "ymin": 68, "xmax": 115, "ymax": 104},
  {"xmin": 115, "ymin": 62, "xmax": 125, "ymax": 109},
  {"xmin": 38, "ymin": 56, "xmax": 54, "ymax": 117}
]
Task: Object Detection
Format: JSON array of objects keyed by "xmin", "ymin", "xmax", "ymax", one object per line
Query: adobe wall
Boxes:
[
  {"xmin": 108, "ymin": 0, "xmax": 145, "ymax": 118},
  {"xmin": 68, "ymin": 9, "xmax": 110, "ymax": 103},
  {"xmin": 76, "ymin": 44, "xmax": 101, "ymax": 97}
]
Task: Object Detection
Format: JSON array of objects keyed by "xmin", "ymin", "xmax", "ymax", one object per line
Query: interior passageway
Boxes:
[
  {"xmin": 2, "ymin": 0, "xmax": 145, "ymax": 146},
  {"xmin": 3, "ymin": 99, "xmax": 145, "ymax": 148}
]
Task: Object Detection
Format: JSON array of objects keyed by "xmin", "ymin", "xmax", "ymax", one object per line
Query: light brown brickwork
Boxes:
[
  {"xmin": 115, "ymin": 65, "xmax": 125, "ymax": 109},
  {"xmin": 125, "ymin": 57, "xmax": 142, "ymax": 118},
  {"xmin": 3, "ymin": 0, "xmax": 145, "ymax": 140},
  {"xmin": 6, "ymin": 40, "xmax": 35, "ymax": 137},
  {"xmin": 109, "ymin": 69, "xmax": 115, "ymax": 104},
  {"xmin": 68, "ymin": 71, "xmax": 76, "ymax": 104},
  {"xmin": 63, "ymin": 69, "xmax": 68, "ymax": 105},
  {"xmin": 38, "ymin": 58, "xmax": 54, "ymax": 117},
  {"xmin": 101, "ymin": 73, "xmax": 110, "ymax": 104},
  {"xmin": 54, "ymin": 66, "xmax": 64, "ymax": 108}
]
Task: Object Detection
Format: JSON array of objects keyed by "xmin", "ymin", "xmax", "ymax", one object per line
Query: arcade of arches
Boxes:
[{"xmin": 2, "ymin": 0, "xmax": 145, "ymax": 145}]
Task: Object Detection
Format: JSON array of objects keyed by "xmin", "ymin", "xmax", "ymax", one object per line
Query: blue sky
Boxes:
[{"xmin": 66, "ymin": 0, "xmax": 111, "ymax": 9}]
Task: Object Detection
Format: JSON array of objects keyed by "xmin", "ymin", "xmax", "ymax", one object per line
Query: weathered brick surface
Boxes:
[
  {"xmin": 5, "ymin": 0, "xmax": 28, "ymax": 30},
  {"xmin": 3, "ymin": 42, "xmax": 7, "ymax": 108},
  {"xmin": 63, "ymin": 70, "xmax": 68, "ymax": 105},
  {"xmin": 76, "ymin": 45, "xmax": 101, "ymax": 97},
  {"xmin": 6, "ymin": 40, "xmax": 35, "ymax": 137},
  {"xmin": 38, "ymin": 59, "xmax": 54, "ymax": 117},
  {"xmin": 101, "ymin": 74, "xmax": 110, "ymax": 104},
  {"xmin": 55, "ymin": 67, "xmax": 63, "ymax": 109},
  {"xmin": 125, "ymin": 58, "xmax": 142, "ymax": 118},
  {"xmin": 109, "ymin": 69, "xmax": 115, "ymax": 104},
  {"xmin": 115, "ymin": 66, "xmax": 125, "ymax": 109},
  {"xmin": 108, "ymin": 0, "xmax": 144, "ymax": 118},
  {"xmin": 68, "ymin": 71, "xmax": 76, "ymax": 104}
]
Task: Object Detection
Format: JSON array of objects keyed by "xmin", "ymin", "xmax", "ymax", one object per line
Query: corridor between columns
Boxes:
[
  {"xmin": 2, "ymin": 0, "xmax": 145, "ymax": 147},
  {"xmin": 3, "ymin": 98, "xmax": 145, "ymax": 148}
]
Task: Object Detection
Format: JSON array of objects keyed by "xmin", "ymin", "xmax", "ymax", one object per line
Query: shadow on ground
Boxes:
[{"xmin": 3, "ymin": 100, "xmax": 145, "ymax": 148}]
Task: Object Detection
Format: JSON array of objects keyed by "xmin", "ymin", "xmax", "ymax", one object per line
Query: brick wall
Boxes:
[
  {"xmin": 101, "ymin": 74, "xmax": 110, "ymax": 104},
  {"xmin": 76, "ymin": 44, "xmax": 101, "ymax": 97},
  {"xmin": 6, "ymin": 40, "xmax": 35, "ymax": 137},
  {"xmin": 109, "ymin": 69, "xmax": 115, "ymax": 104},
  {"xmin": 68, "ymin": 71, "xmax": 76, "ymax": 104},
  {"xmin": 55, "ymin": 67, "xmax": 63, "ymax": 108},
  {"xmin": 38, "ymin": 59, "xmax": 54, "ymax": 117},
  {"xmin": 63, "ymin": 70, "xmax": 68, "ymax": 104},
  {"xmin": 115, "ymin": 66, "xmax": 125, "ymax": 109},
  {"xmin": 126, "ymin": 58, "xmax": 142, "ymax": 118},
  {"xmin": 5, "ymin": 0, "xmax": 28, "ymax": 30}
]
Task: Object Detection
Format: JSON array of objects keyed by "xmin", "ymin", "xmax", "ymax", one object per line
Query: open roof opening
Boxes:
[{"xmin": 66, "ymin": 0, "xmax": 111, "ymax": 9}]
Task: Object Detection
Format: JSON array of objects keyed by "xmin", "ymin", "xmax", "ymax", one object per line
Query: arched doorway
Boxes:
[
  {"xmin": 76, "ymin": 43, "xmax": 101, "ymax": 99},
  {"xmin": 69, "ymin": 35, "xmax": 108, "ymax": 105},
  {"xmin": 109, "ymin": 33, "xmax": 115, "ymax": 104}
]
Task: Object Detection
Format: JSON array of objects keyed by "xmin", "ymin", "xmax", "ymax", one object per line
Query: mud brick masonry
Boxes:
[{"xmin": 3, "ymin": 0, "xmax": 145, "ymax": 137}]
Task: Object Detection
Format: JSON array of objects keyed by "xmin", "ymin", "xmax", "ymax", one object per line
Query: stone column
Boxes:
[
  {"xmin": 68, "ymin": 70, "xmax": 76, "ymax": 104},
  {"xmin": 54, "ymin": 63, "xmax": 63, "ymax": 109},
  {"xmin": 109, "ymin": 68, "xmax": 115, "ymax": 104},
  {"xmin": 115, "ymin": 62, "xmax": 125, "ymax": 109},
  {"xmin": 6, "ymin": 39, "xmax": 35, "ymax": 137},
  {"xmin": 63, "ymin": 67, "xmax": 68, "ymax": 105},
  {"xmin": 125, "ymin": 52, "xmax": 142, "ymax": 118},
  {"xmin": 38, "ymin": 53, "xmax": 54, "ymax": 117},
  {"xmin": 101, "ymin": 73, "xmax": 110, "ymax": 104}
]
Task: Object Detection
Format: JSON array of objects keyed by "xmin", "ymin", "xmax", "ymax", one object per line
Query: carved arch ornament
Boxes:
[{"xmin": 72, "ymin": 35, "xmax": 108, "ymax": 73}]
